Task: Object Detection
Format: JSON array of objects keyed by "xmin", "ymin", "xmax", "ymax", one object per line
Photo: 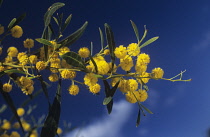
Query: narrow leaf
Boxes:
[
  {"xmin": 103, "ymin": 80, "xmax": 111, "ymax": 96},
  {"xmin": 89, "ymin": 55, "xmax": 98, "ymax": 74},
  {"xmin": 107, "ymin": 99, "xmax": 113, "ymax": 114},
  {"xmin": 130, "ymin": 20, "xmax": 140, "ymax": 42},
  {"xmin": 14, "ymin": 13, "xmax": 26, "ymax": 26},
  {"xmin": 103, "ymin": 96, "xmax": 112, "ymax": 105},
  {"xmin": 93, "ymin": 74, "xmax": 104, "ymax": 79},
  {"xmin": 41, "ymin": 79, "xmax": 62, "ymax": 137},
  {"xmin": 58, "ymin": 21, "xmax": 88, "ymax": 48},
  {"xmin": 110, "ymin": 79, "xmax": 120, "ymax": 97},
  {"xmin": 36, "ymin": 38, "xmax": 54, "ymax": 47},
  {"xmin": 61, "ymin": 51, "xmax": 85, "ymax": 69},
  {"xmin": 99, "ymin": 27, "xmax": 104, "ymax": 50},
  {"xmin": 53, "ymin": 17, "xmax": 59, "ymax": 26},
  {"xmin": 138, "ymin": 26, "xmax": 147, "ymax": 47},
  {"xmin": 44, "ymin": 2, "xmax": 65, "ymax": 27},
  {"xmin": 61, "ymin": 14, "xmax": 72, "ymax": 32},
  {"xmin": 140, "ymin": 103, "xmax": 153, "ymax": 114},
  {"xmin": 140, "ymin": 36, "xmax": 159, "ymax": 49},
  {"xmin": 136, "ymin": 109, "xmax": 141, "ymax": 127},
  {"xmin": 4, "ymin": 69, "xmax": 26, "ymax": 75},
  {"xmin": 8, "ymin": 18, "xmax": 16, "ymax": 29},
  {"xmin": 0, "ymin": 82, "xmax": 24, "ymax": 133}
]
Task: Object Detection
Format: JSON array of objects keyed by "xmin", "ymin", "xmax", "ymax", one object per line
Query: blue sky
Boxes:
[{"xmin": 1, "ymin": 0, "xmax": 210, "ymax": 137}]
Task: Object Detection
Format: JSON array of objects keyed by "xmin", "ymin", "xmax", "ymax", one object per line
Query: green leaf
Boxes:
[
  {"xmin": 99, "ymin": 27, "xmax": 104, "ymax": 50},
  {"xmin": 130, "ymin": 20, "xmax": 140, "ymax": 42},
  {"xmin": 136, "ymin": 109, "xmax": 141, "ymax": 127},
  {"xmin": 8, "ymin": 18, "xmax": 16, "ymax": 29},
  {"xmin": 89, "ymin": 55, "xmax": 98, "ymax": 74},
  {"xmin": 93, "ymin": 74, "xmax": 104, "ymax": 79},
  {"xmin": 58, "ymin": 21, "xmax": 88, "ymax": 48},
  {"xmin": 4, "ymin": 69, "xmax": 26, "ymax": 75},
  {"xmin": 140, "ymin": 103, "xmax": 153, "ymax": 114},
  {"xmin": 61, "ymin": 51, "xmax": 85, "ymax": 69},
  {"xmin": 0, "ymin": 82, "xmax": 25, "ymax": 133},
  {"xmin": 0, "ymin": 0, "xmax": 3, "ymax": 8},
  {"xmin": 61, "ymin": 14, "xmax": 72, "ymax": 32},
  {"xmin": 14, "ymin": 13, "xmax": 26, "ymax": 26},
  {"xmin": 53, "ymin": 17, "xmax": 59, "ymax": 26},
  {"xmin": 103, "ymin": 96, "xmax": 112, "ymax": 105},
  {"xmin": 41, "ymin": 79, "xmax": 62, "ymax": 137},
  {"xmin": 36, "ymin": 38, "xmax": 54, "ymax": 47},
  {"xmin": 103, "ymin": 80, "xmax": 113, "ymax": 114},
  {"xmin": 44, "ymin": 2, "xmax": 65, "ymax": 27},
  {"xmin": 104, "ymin": 23, "xmax": 116, "ymax": 72},
  {"xmin": 47, "ymin": 24, "xmax": 54, "ymax": 40},
  {"xmin": 58, "ymin": 13, "xmax": 63, "ymax": 26},
  {"xmin": 138, "ymin": 26, "xmax": 147, "ymax": 47},
  {"xmin": 140, "ymin": 36, "xmax": 159, "ymax": 49}
]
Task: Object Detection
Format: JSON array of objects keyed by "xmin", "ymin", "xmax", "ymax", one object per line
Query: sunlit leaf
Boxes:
[
  {"xmin": 0, "ymin": 82, "xmax": 24, "ymax": 133},
  {"xmin": 36, "ymin": 38, "xmax": 54, "ymax": 47},
  {"xmin": 138, "ymin": 26, "xmax": 147, "ymax": 47},
  {"xmin": 140, "ymin": 103, "xmax": 153, "ymax": 114},
  {"xmin": 8, "ymin": 18, "xmax": 16, "ymax": 29},
  {"xmin": 44, "ymin": 2, "xmax": 65, "ymax": 27},
  {"xmin": 58, "ymin": 21, "xmax": 88, "ymax": 48},
  {"xmin": 136, "ymin": 109, "xmax": 141, "ymax": 127},
  {"xmin": 53, "ymin": 17, "xmax": 59, "ymax": 26},
  {"xmin": 140, "ymin": 36, "xmax": 159, "ymax": 49},
  {"xmin": 61, "ymin": 14, "xmax": 72, "ymax": 32},
  {"xmin": 0, "ymin": 104, "xmax": 7, "ymax": 113},
  {"xmin": 93, "ymin": 74, "xmax": 104, "ymax": 79},
  {"xmin": 4, "ymin": 69, "xmax": 26, "ymax": 75},
  {"xmin": 41, "ymin": 79, "xmax": 61, "ymax": 137},
  {"xmin": 103, "ymin": 96, "xmax": 112, "ymax": 105},
  {"xmin": 130, "ymin": 20, "xmax": 140, "ymax": 42},
  {"xmin": 61, "ymin": 51, "xmax": 85, "ymax": 69}
]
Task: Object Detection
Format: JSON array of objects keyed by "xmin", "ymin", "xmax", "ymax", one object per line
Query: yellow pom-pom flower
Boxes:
[
  {"xmin": 10, "ymin": 131, "xmax": 20, "ymax": 137},
  {"xmin": 84, "ymin": 73, "xmax": 98, "ymax": 86},
  {"xmin": 60, "ymin": 69, "xmax": 76, "ymax": 79},
  {"xmin": 126, "ymin": 79, "xmax": 138, "ymax": 91},
  {"xmin": 17, "ymin": 52, "xmax": 26, "ymax": 60},
  {"xmin": 59, "ymin": 47, "xmax": 70, "ymax": 56},
  {"xmin": 0, "ymin": 134, "xmax": 9, "ymax": 137},
  {"xmin": 48, "ymin": 73, "xmax": 59, "ymax": 82},
  {"xmin": 127, "ymin": 43, "xmax": 140, "ymax": 56},
  {"xmin": 57, "ymin": 127, "xmax": 63, "ymax": 135},
  {"xmin": 3, "ymin": 83, "xmax": 12, "ymax": 92},
  {"xmin": 17, "ymin": 108, "xmax": 25, "ymax": 116},
  {"xmin": 68, "ymin": 84, "xmax": 79, "ymax": 95},
  {"xmin": 103, "ymin": 49, "xmax": 110, "ymax": 55},
  {"xmin": 7, "ymin": 47, "xmax": 18, "ymax": 57},
  {"xmin": 135, "ymin": 64, "xmax": 147, "ymax": 74},
  {"xmin": 0, "ymin": 66, "xmax": 5, "ymax": 72},
  {"xmin": 78, "ymin": 47, "xmax": 90, "ymax": 58},
  {"xmin": 114, "ymin": 45, "xmax": 127, "ymax": 59},
  {"xmin": 138, "ymin": 72, "xmax": 150, "ymax": 84},
  {"xmin": 120, "ymin": 55, "xmax": 133, "ymax": 71},
  {"xmin": 29, "ymin": 55, "xmax": 38, "ymax": 64},
  {"xmin": 125, "ymin": 91, "xmax": 137, "ymax": 103},
  {"xmin": 97, "ymin": 60, "xmax": 110, "ymax": 75},
  {"xmin": 22, "ymin": 121, "xmax": 31, "ymax": 131},
  {"xmin": 1, "ymin": 120, "xmax": 11, "ymax": 130},
  {"xmin": 23, "ymin": 38, "xmax": 34, "ymax": 48},
  {"xmin": 137, "ymin": 53, "xmax": 150, "ymax": 65},
  {"xmin": 10, "ymin": 25, "xmax": 23, "ymax": 38},
  {"xmin": 36, "ymin": 61, "xmax": 46, "ymax": 71},
  {"xmin": 22, "ymin": 85, "xmax": 34, "ymax": 95},
  {"xmin": 118, "ymin": 79, "xmax": 128, "ymax": 93},
  {"xmin": 151, "ymin": 67, "xmax": 164, "ymax": 79},
  {"xmin": 0, "ymin": 26, "xmax": 4, "ymax": 35},
  {"xmin": 136, "ymin": 89, "xmax": 148, "ymax": 102},
  {"xmin": 19, "ymin": 55, "xmax": 28, "ymax": 66},
  {"xmin": 89, "ymin": 83, "xmax": 101, "ymax": 94}
]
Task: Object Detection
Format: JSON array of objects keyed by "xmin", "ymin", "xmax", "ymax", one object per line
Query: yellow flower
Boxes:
[
  {"xmin": 23, "ymin": 38, "xmax": 34, "ymax": 48},
  {"xmin": 126, "ymin": 79, "xmax": 138, "ymax": 91},
  {"xmin": 0, "ymin": 26, "xmax": 4, "ymax": 35},
  {"xmin": 22, "ymin": 121, "xmax": 30, "ymax": 131},
  {"xmin": 57, "ymin": 127, "xmax": 63, "ymax": 135},
  {"xmin": 48, "ymin": 73, "xmax": 59, "ymax": 82},
  {"xmin": 10, "ymin": 131, "xmax": 20, "ymax": 137},
  {"xmin": 151, "ymin": 67, "xmax": 164, "ymax": 79},
  {"xmin": 0, "ymin": 134, "xmax": 9, "ymax": 137},
  {"xmin": 7, "ymin": 47, "xmax": 18, "ymax": 57},
  {"xmin": 3, "ymin": 83, "xmax": 12, "ymax": 92},
  {"xmin": 111, "ymin": 77, "xmax": 122, "ymax": 87},
  {"xmin": 84, "ymin": 73, "xmax": 98, "ymax": 86},
  {"xmin": 0, "ymin": 47, "xmax": 2, "ymax": 55},
  {"xmin": 89, "ymin": 83, "xmax": 101, "ymax": 94},
  {"xmin": 17, "ymin": 52, "xmax": 26, "ymax": 60},
  {"xmin": 68, "ymin": 85, "xmax": 79, "ymax": 95},
  {"xmin": 108, "ymin": 62, "xmax": 117, "ymax": 73},
  {"xmin": 17, "ymin": 108, "xmax": 25, "ymax": 116},
  {"xmin": 60, "ymin": 69, "xmax": 76, "ymax": 79},
  {"xmin": 10, "ymin": 25, "xmax": 23, "ymax": 38},
  {"xmin": 135, "ymin": 64, "xmax": 147, "ymax": 74},
  {"xmin": 22, "ymin": 85, "xmax": 34, "ymax": 95},
  {"xmin": 118, "ymin": 79, "xmax": 128, "ymax": 93},
  {"xmin": 136, "ymin": 89, "xmax": 148, "ymax": 102},
  {"xmin": 127, "ymin": 43, "xmax": 140, "ymax": 56},
  {"xmin": 0, "ymin": 66, "xmax": 5, "ymax": 72},
  {"xmin": 97, "ymin": 60, "xmax": 109, "ymax": 75},
  {"xmin": 49, "ymin": 57, "xmax": 60, "ymax": 63},
  {"xmin": 29, "ymin": 55, "xmax": 38, "ymax": 64},
  {"xmin": 136, "ymin": 53, "xmax": 150, "ymax": 65},
  {"xmin": 114, "ymin": 45, "xmax": 127, "ymax": 59},
  {"xmin": 1, "ymin": 120, "xmax": 11, "ymax": 130},
  {"xmin": 36, "ymin": 61, "xmax": 46, "ymax": 71},
  {"xmin": 59, "ymin": 46, "xmax": 70, "ymax": 56},
  {"xmin": 125, "ymin": 91, "xmax": 137, "ymax": 103},
  {"xmin": 103, "ymin": 49, "xmax": 110, "ymax": 55},
  {"xmin": 18, "ymin": 76, "xmax": 34, "ymax": 88},
  {"xmin": 78, "ymin": 47, "xmax": 90, "ymax": 58},
  {"xmin": 13, "ymin": 122, "xmax": 20, "ymax": 129},
  {"xmin": 138, "ymin": 72, "xmax": 150, "ymax": 84},
  {"xmin": 29, "ymin": 130, "xmax": 38, "ymax": 137},
  {"xmin": 120, "ymin": 55, "xmax": 133, "ymax": 71},
  {"xmin": 19, "ymin": 55, "xmax": 28, "ymax": 66}
]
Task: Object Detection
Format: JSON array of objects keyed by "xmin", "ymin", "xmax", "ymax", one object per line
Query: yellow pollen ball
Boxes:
[
  {"xmin": 48, "ymin": 73, "xmax": 59, "ymax": 82},
  {"xmin": 3, "ymin": 83, "xmax": 12, "ymax": 92},
  {"xmin": 1, "ymin": 120, "xmax": 11, "ymax": 130},
  {"xmin": 114, "ymin": 45, "xmax": 127, "ymax": 59},
  {"xmin": 103, "ymin": 49, "xmax": 110, "ymax": 55},
  {"xmin": 125, "ymin": 91, "xmax": 137, "ymax": 103},
  {"xmin": 126, "ymin": 79, "xmax": 138, "ymax": 91},
  {"xmin": 60, "ymin": 69, "xmax": 76, "ymax": 79},
  {"xmin": 127, "ymin": 43, "xmax": 140, "ymax": 56},
  {"xmin": 68, "ymin": 85, "xmax": 79, "ymax": 95},
  {"xmin": 0, "ymin": 134, "xmax": 9, "ymax": 137},
  {"xmin": 57, "ymin": 127, "xmax": 63, "ymax": 135},
  {"xmin": 10, "ymin": 131, "xmax": 20, "ymax": 137},
  {"xmin": 10, "ymin": 25, "xmax": 23, "ymax": 38},
  {"xmin": 36, "ymin": 61, "xmax": 46, "ymax": 71},
  {"xmin": 17, "ymin": 108, "xmax": 25, "ymax": 116},
  {"xmin": 84, "ymin": 73, "xmax": 98, "ymax": 86},
  {"xmin": 137, "ymin": 53, "xmax": 150, "ymax": 65},
  {"xmin": 23, "ymin": 38, "xmax": 34, "ymax": 48},
  {"xmin": 0, "ymin": 26, "xmax": 4, "ymax": 35},
  {"xmin": 7, "ymin": 47, "xmax": 18, "ymax": 57},
  {"xmin": 78, "ymin": 47, "xmax": 90, "ymax": 58},
  {"xmin": 120, "ymin": 55, "xmax": 134, "ymax": 71},
  {"xmin": 151, "ymin": 67, "xmax": 164, "ymax": 79},
  {"xmin": 136, "ymin": 89, "xmax": 148, "ymax": 102},
  {"xmin": 29, "ymin": 55, "xmax": 38, "ymax": 64},
  {"xmin": 89, "ymin": 83, "xmax": 101, "ymax": 94}
]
